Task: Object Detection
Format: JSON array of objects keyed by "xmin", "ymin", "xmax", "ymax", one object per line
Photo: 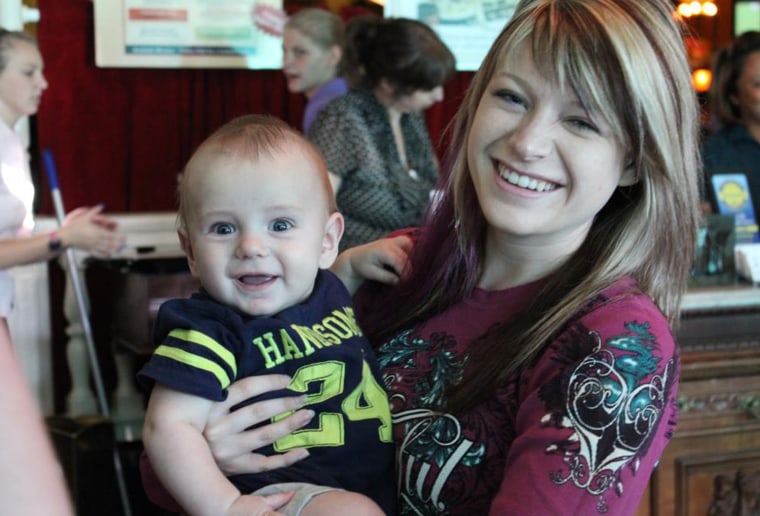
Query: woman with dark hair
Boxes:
[
  {"xmin": 307, "ymin": 16, "xmax": 455, "ymax": 250},
  {"xmin": 702, "ymin": 31, "xmax": 760, "ymax": 209}
]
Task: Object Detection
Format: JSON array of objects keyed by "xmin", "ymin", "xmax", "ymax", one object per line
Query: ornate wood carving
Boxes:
[
  {"xmin": 679, "ymin": 392, "xmax": 760, "ymax": 419},
  {"xmin": 708, "ymin": 469, "xmax": 760, "ymax": 516}
]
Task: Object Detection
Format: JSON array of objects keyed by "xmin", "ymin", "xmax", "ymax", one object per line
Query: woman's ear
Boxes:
[
  {"xmin": 618, "ymin": 154, "xmax": 638, "ymax": 186},
  {"xmin": 319, "ymin": 212, "xmax": 345, "ymax": 269},
  {"xmin": 329, "ymin": 44, "xmax": 342, "ymax": 69},
  {"xmin": 618, "ymin": 167, "xmax": 638, "ymax": 186}
]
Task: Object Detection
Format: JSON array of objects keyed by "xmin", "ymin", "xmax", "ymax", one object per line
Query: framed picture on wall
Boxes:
[
  {"xmin": 93, "ymin": 0, "xmax": 285, "ymax": 69},
  {"xmin": 735, "ymin": 0, "xmax": 760, "ymax": 36},
  {"xmin": 384, "ymin": 0, "xmax": 518, "ymax": 71}
]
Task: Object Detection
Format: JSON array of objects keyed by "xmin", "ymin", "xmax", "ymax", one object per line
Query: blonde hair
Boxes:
[
  {"xmin": 452, "ymin": 0, "xmax": 700, "ymax": 322},
  {"xmin": 364, "ymin": 0, "xmax": 701, "ymax": 410},
  {"xmin": 0, "ymin": 29, "xmax": 36, "ymax": 72},
  {"xmin": 284, "ymin": 8, "xmax": 346, "ymax": 76}
]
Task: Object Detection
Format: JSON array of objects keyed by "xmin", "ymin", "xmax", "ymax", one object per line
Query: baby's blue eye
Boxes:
[
  {"xmin": 211, "ymin": 222, "xmax": 235, "ymax": 235},
  {"xmin": 271, "ymin": 219, "xmax": 293, "ymax": 232}
]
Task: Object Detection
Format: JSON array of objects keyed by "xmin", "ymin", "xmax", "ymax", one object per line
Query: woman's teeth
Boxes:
[{"xmin": 499, "ymin": 167, "xmax": 557, "ymax": 192}]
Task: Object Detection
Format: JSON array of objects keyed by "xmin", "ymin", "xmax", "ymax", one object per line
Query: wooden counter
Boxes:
[{"xmin": 637, "ymin": 284, "xmax": 760, "ymax": 516}]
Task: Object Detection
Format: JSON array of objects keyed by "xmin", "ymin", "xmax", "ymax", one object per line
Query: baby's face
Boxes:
[{"xmin": 181, "ymin": 145, "xmax": 341, "ymax": 317}]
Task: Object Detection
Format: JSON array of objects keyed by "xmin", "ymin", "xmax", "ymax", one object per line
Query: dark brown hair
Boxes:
[
  {"xmin": 709, "ymin": 31, "xmax": 760, "ymax": 126},
  {"xmin": 344, "ymin": 16, "xmax": 455, "ymax": 95}
]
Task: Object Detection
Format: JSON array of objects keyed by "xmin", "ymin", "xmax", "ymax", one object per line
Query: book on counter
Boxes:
[{"xmin": 711, "ymin": 173, "xmax": 760, "ymax": 243}]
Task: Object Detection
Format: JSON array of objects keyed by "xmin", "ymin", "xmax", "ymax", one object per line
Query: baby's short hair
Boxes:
[{"xmin": 178, "ymin": 115, "xmax": 335, "ymax": 228}]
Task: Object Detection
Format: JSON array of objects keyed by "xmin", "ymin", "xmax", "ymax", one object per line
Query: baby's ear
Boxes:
[
  {"xmin": 177, "ymin": 227, "xmax": 199, "ymax": 278},
  {"xmin": 319, "ymin": 212, "xmax": 344, "ymax": 269}
]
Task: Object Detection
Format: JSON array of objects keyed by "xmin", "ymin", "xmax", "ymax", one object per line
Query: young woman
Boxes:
[
  {"xmin": 0, "ymin": 29, "xmax": 123, "ymax": 341},
  {"xmin": 702, "ymin": 31, "xmax": 760, "ymax": 210},
  {"xmin": 307, "ymin": 16, "xmax": 456, "ymax": 250},
  {"xmin": 143, "ymin": 0, "xmax": 701, "ymax": 513},
  {"xmin": 281, "ymin": 9, "xmax": 349, "ymax": 134}
]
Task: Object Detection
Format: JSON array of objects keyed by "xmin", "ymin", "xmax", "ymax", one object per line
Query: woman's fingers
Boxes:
[
  {"xmin": 59, "ymin": 204, "xmax": 124, "ymax": 258},
  {"xmin": 231, "ymin": 491, "xmax": 295, "ymax": 516},
  {"xmin": 258, "ymin": 490, "xmax": 294, "ymax": 514},
  {"xmin": 222, "ymin": 447, "xmax": 310, "ymax": 477},
  {"xmin": 220, "ymin": 374, "xmax": 293, "ymax": 408},
  {"xmin": 360, "ymin": 235, "xmax": 412, "ymax": 282},
  {"xmin": 86, "ymin": 231, "xmax": 125, "ymax": 258},
  {"xmin": 202, "ymin": 375, "xmax": 313, "ymax": 475},
  {"xmin": 205, "ymin": 405, "xmax": 314, "ymax": 464},
  {"xmin": 206, "ymin": 375, "xmax": 304, "ymax": 430}
]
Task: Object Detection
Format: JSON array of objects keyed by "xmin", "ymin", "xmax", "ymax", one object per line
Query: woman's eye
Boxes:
[
  {"xmin": 567, "ymin": 118, "xmax": 599, "ymax": 133},
  {"xmin": 271, "ymin": 219, "xmax": 293, "ymax": 232},
  {"xmin": 494, "ymin": 89, "xmax": 525, "ymax": 107},
  {"xmin": 210, "ymin": 223, "xmax": 235, "ymax": 235}
]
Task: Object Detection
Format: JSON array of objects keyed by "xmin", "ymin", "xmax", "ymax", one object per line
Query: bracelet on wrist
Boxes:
[{"xmin": 48, "ymin": 231, "xmax": 63, "ymax": 252}]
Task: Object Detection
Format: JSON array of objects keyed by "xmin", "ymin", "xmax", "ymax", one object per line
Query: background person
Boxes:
[
  {"xmin": 282, "ymin": 8, "xmax": 349, "ymax": 134},
  {"xmin": 0, "ymin": 322, "xmax": 74, "ymax": 516},
  {"xmin": 143, "ymin": 0, "xmax": 701, "ymax": 513},
  {"xmin": 139, "ymin": 115, "xmax": 394, "ymax": 516},
  {"xmin": 307, "ymin": 16, "xmax": 455, "ymax": 250},
  {"xmin": 0, "ymin": 28, "xmax": 123, "ymax": 338},
  {"xmin": 701, "ymin": 31, "xmax": 760, "ymax": 211}
]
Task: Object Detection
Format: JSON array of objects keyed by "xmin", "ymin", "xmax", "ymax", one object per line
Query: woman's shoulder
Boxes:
[
  {"xmin": 308, "ymin": 88, "xmax": 376, "ymax": 134},
  {"xmin": 581, "ymin": 277, "xmax": 671, "ymax": 335},
  {"xmin": 703, "ymin": 123, "xmax": 753, "ymax": 148},
  {"xmin": 551, "ymin": 278, "xmax": 678, "ymax": 374},
  {"xmin": 321, "ymin": 88, "xmax": 375, "ymax": 112}
]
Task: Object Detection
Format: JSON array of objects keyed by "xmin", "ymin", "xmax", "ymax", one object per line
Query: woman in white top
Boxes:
[{"xmin": 0, "ymin": 29, "xmax": 124, "ymax": 340}]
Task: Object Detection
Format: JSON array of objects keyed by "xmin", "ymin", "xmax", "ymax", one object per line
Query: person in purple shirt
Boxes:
[{"xmin": 282, "ymin": 9, "xmax": 349, "ymax": 134}]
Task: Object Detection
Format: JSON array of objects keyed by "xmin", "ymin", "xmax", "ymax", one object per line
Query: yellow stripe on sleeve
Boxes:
[
  {"xmin": 154, "ymin": 345, "xmax": 232, "ymax": 389},
  {"xmin": 168, "ymin": 328, "xmax": 237, "ymax": 374}
]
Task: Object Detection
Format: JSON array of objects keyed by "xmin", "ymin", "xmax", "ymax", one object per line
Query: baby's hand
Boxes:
[{"xmin": 226, "ymin": 491, "xmax": 294, "ymax": 516}]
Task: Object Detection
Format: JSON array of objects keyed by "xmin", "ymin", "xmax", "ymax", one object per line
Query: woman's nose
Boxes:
[{"xmin": 509, "ymin": 116, "xmax": 552, "ymax": 161}]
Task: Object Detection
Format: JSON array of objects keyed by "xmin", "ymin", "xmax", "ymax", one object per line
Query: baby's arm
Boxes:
[{"xmin": 143, "ymin": 384, "xmax": 268, "ymax": 516}]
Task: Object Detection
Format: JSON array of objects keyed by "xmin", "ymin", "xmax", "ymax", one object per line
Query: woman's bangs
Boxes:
[{"xmin": 526, "ymin": 5, "xmax": 623, "ymax": 132}]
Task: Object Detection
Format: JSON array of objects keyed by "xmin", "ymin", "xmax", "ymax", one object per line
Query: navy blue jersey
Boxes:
[{"xmin": 138, "ymin": 270, "xmax": 395, "ymax": 514}]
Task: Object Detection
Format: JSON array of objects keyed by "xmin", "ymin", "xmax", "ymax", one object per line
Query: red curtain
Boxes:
[{"xmin": 35, "ymin": 0, "xmax": 472, "ymax": 215}]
